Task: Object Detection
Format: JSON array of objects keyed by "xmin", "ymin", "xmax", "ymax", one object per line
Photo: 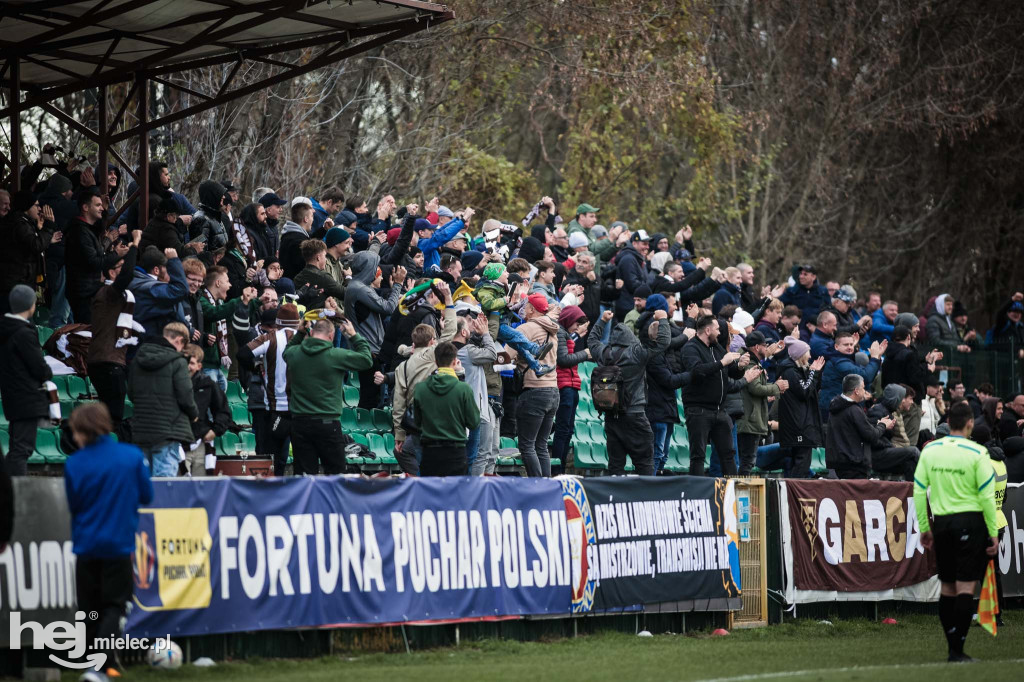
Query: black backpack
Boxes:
[{"xmin": 592, "ymin": 347, "xmax": 626, "ymax": 415}]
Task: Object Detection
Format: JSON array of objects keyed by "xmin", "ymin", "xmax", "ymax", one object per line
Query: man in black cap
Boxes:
[
  {"xmin": 0, "ymin": 285, "xmax": 53, "ymax": 475},
  {"xmin": 613, "ymin": 229, "xmax": 651, "ymax": 322},
  {"xmin": 781, "ymin": 264, "xmax": 830, "ymax": 340},
  {"xmin": 258, "ymin": 191, "xmax": 288, "ymax": 255},
  {"xmin": 736, "ymin": 331, "xmax": 788, "ymax": 475}
]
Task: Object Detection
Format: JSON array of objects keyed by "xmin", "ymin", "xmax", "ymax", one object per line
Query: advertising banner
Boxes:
[
  {"xmin": 561, "ymin": 477, "xmax": 741, "ymax": 612},
  {"xmin": 126, "ymin": 476, "xmax": 573, "ymax": 637},
  {"xmin": 999, "ymin": 484, "xmax": 1024, "ymax": 598},
  {"xmin": 0, "ymin": 478, "xmax": 76, "ymax": 646},
  {"xmin": 785, "ymin": 480, "xmax": 935, "ymax": 592}
]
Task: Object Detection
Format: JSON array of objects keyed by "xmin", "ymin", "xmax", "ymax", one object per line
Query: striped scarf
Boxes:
[
  {"xmin": 233, "ymin": 218, "xmax": 256, "ymax": 264},
  {"xmin": 202, "ymin": 288, "xmax": 230, "ymax": 359},
  {"xmin": 45, "ymin": 380, "xmax": 60, "ymax": 422},
  {"xmin": 110, "ymin": 286, "xmax": 143, "ymax": 348}
]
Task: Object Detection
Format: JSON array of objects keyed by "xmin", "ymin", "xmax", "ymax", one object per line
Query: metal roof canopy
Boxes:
[{"xmin": 0, "ymin": 0, "xmax": 453, "ymax": 219}]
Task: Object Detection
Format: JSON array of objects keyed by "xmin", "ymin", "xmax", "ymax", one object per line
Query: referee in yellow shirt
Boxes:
[{"xmin": 912, "ymin": 402, "xmax": 998, "ymax": 663}]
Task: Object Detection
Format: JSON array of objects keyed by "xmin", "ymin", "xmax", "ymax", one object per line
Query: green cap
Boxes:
[
  {"xmin": 482, "ymin": 262, "xmax": 506, "ymax": 281},
  {"xmin": 575, "ymin": 203, "xmax": 600, "ymax": 215}
]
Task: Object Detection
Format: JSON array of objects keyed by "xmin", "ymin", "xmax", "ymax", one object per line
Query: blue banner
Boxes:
[{"xmin": 126, "ymin": 476, "xmax": 573, "ymax": 637}]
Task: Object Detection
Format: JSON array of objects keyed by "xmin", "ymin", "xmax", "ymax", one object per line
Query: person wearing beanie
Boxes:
[
  {"xmin": 517, "ymin": 235, "xmax": 546, "ymax": 265},
  {"xmin": 514, "ymin": 293, "xmax": 561, "ymax": 477},
  {"xmin": 473, "ymin": 264, "xmax": 554, "ymax": 379},
  {"xmin": 0, "ymin": 192, "xmax": 56, "ymax": 314},
  {"xmin": 736, "ymin": 331, "xmax": 789, "ymax": 476},
  {"xmin": 189, "ymin": 179, "xmax": 231, "ymax": 249},
  {"xmin": 319, "ymin": 226, "xmax": 352, "ymax": 286},
  {"xmin": 776, "ymin": 338, "xmax": 825, "ymax": 475},
  {"xmin": 460, "ymin": 250, "xmax": 485, "ymax": 275},
  {"xmin": 140, "ymin": 193, "xmax": 202, "ymax": 257},
  {"xmin": 613, "ymin": 228, "xmax": 650, "ymax": 322},
  {"xmin": 335, "ymin": 209, "xmax": 358, "ymax": 230},
  {"xmin": 236, "ymin": 303, "xmax": 300, "ymax": 476},
  {"xmin": 550, "ymin": 305, "xmax": 591, "ymax": 468},
  {"xmin": 0, "ymin": 285, "xmax": 53, "ymax": 475},
  {"xmin": 895, "ymin": 311, "xmax": 921, "ymax": 339},
  {"xmin": 992, "ymin": 293, "xmax": 1024, "ymax": 353},
  {"xmin": 293, "ymin": 238, "xmax": 348, "ymax": 311},
  {"xmin": 567, "ymin": 231, "xmax": 589, "ymax": 253},
  {"xmin": 622, "ymin": 283, "xmax": 652, "ymax": 335},
  {"xmin": 949, "ymin": 300, "xmax": 978, "ymax": 352}
]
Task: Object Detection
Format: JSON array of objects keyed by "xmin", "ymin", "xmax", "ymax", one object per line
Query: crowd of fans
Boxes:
[{"xmin": 1, "ymin": 151, "xmax": 1024, "ymax": 484}]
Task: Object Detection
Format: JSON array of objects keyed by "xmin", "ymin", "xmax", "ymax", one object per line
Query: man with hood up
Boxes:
[
  {"xmin": 284, "ymin": 317, "xmax": 372, "ymax": 475},
  {"xmin": 865, "ymin": 382, "xmax": 921, "ymax": 480},
  {"xmin": 344, "ymin": 250, "xmax": 406, "ymax": 408},
  {"xmin": 189, "ymin": 179, "xmax": 231, "ymax": 249},
  {"xmin": 588, "ymin": 305, "xmax": 671, "ymax": 476},
  {"xmin": 926, "ymin": 293, "xmax": 959, "ymax": 346}
]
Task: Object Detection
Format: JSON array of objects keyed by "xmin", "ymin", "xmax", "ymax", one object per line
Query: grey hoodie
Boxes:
[{"xmin": 343, "ymin": 251, "xmax": 403, "ymax": 353}]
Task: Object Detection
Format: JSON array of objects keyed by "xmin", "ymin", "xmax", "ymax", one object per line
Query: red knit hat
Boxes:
[
  {"xmin": 387, "ymin": 227, "xmax": 402, "ymax": 246},
  {"xmin": 526, "ymin": 293, "xmax": 549, "ymax": 314}
]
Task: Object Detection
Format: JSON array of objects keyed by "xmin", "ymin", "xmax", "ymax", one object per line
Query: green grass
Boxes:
[{"xmin": 70, "ymin": 612, "xmax": 1024, "ymax": 681}]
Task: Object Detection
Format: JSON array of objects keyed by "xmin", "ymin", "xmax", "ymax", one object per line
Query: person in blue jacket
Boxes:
[
  {"xmin": 417, "ymin": 206, "xmax": 474, "ymax": 273},
  {"xmin": 818, "ymin": 331, "xmax": 887, "ymax": 422},
  {"xmin": 309, "ymin": 187, "xmax": 345, "ymax": 238},
  {"xmin": 129, "ymin": 245, "xmax": 189, "ymax": 337},
  {"xmin": 868, "ymin": 299, "xmax": 900, "ymax": 346},
  {"xmin": 780, "ymin": 264, "xmax": 829, "ymax": 339},
  {"xmin": 64, "ymin": 402, "xmax": 153, "ymax": 676}
]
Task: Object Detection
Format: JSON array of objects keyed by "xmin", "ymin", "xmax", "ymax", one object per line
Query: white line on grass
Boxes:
[{"xmin": 696, "ymin": 658, "xmax": 1024, "ymax": 682}]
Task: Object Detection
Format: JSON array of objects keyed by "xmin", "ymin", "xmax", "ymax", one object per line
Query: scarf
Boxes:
[
  {"xmin": 437, "ymin": 367, "xmax": 457, "ymax": 378},
  {"xmin": 233, "ymin": 218, "xmax": 256, "ymax": 264},
  {"xmin": 202, "ymin": 288, "xmax": 230, "ymax": 360},
  {"xmin": 45, "ymin": 380, "xmax": 60, "ymax": 422},
  {"xmin": 109, "ymin": 284, "xmax": 144, "ymax": 348}
]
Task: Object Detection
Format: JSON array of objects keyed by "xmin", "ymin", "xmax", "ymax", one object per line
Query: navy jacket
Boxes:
[
  {"xmin": 711, "ymin": 281, "xmax": 742, "ymax": 316},
  {"xmin": 818, "ymin": 348, "xmax": 880, "ymax": 421},
  {"xmin": 613, "ymin": 245, "xmax": 648, "ymax": 315},
  {"xmin": 64, "ymin": 435, "xmax": 153, "ymax": 558},
  {"xmin": 809, "ymin": 329, "xmax": 834, "ymax": 360},
  {"xmin": 781, "ymin": 281, "xmax": 830, "ymax": 331},
  {"xmin": 128, "ymin": 258, "xmax": 189, "ymax": 335}
]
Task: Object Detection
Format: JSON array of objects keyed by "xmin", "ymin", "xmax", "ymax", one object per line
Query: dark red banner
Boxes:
[{"xmin": 787, "ymin": 480, "xmax": 936, "ymax": 592}]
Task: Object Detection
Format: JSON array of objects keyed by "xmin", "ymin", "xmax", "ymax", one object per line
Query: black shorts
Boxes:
[{"xmin": 932, "ymin": 512, "xmax": 989, "ymax": 583}]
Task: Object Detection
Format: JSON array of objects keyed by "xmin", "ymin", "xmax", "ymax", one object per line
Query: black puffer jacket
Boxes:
[
  {"xmin": 881, "ymin": 342, "xmax": 926, "ymax": 404},
  {"xmin": 645, "ymin": 345, "xmax": 691, "ymax": 424},
  {"xmin": 188, "ymin": 180, "xmax": 230, "ymax": 249},
  {"xmin": 825, "ymin": 396, "xmax": 886, "ymax": 473},
  {"xmin": 587, "ymin": 315, "xmax": 670, "ymax": 415},
  {"xmin": 0, "ymin": 315, "xmax": 53, "ymax": 421},
  {"xmin": 190, "ymin": 371, "xmax": 231, "ymax": 440},
  {"xmin": 776, "ymin": 357, "xmax": 823, "ymax": 448},
  {"xmin": 679, "ymin": 334, "xmax": 743, "ymax": 410},
  {"xmin": 0, "ymin": 211, "xmax": 54, "ymax": 298},
  {"xmin": 127, "ymin": 336, "xmax": 197, "ymax": 447}
]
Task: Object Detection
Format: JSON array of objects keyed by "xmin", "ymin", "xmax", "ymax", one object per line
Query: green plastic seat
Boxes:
[
  {"xmin": 572, "ymin": 440, "xmax": 596, "ymax": 468},
  {"xmin": 239, "ymin": 430, "xmax": 257, "ymax": 453},
  {"xmin": 811, "ymin": 447, "xmax": 827, "ymax": 473},
  {"xmin": 0, "ymin": 430, "xmax": 8, "ymax": 453},
  {"xmin": 67, "ymin": 375, "xmax": 89, "ymax": 400},
  {"xmin": 122, "ymin": 400, "xmax": 133, "ymax": 419},
  {"xmin": 354, "ymin": 408, "xmax": 375, "ymax": 433},
  {"xmin": 350, "ymin": 432, "xmax": 369, "ymax": 447},
  {"xmin": 343, "ymin": 385, "xmax": 360, "ymax": 407},
  {"xmin": 589, "ymin": 441, "xmax": 609, "ymax": 469},
  {"xmin": 367, "ymin": 432, "xmax": 388, "ymax": 459},
  {"xmin": 38, "ymin": 326, "xmax": 54, "ymax": 346},
  {"xmin": 226, "ymin": 381, "xmax": 247, "ymax": 406},
  {"xmin": 672, "ymin": 424, "xmax": 688, "ymax": 446},
  {"xmin": 59, "ymin": 399, "xmax": 75, "ymax": 419},
  {"xmin": 51, "ymin": 376, "xmax": 72, "ymax": 401},
  {"xmin": 341, "ymin": 407, "xmax": 359, "ymax": 433},
  {"xmin": 500, "ymin": 437, "xmax": 517, "ymax": 450},
  {"xmin": 346, "ymin": 372, "xmax": 360, "ymax": 388},
  {"xmin": 35, "ymin": 429, "xmax": 64, "ymax": 465},
  {"xmin": 588, "ymin": 421, "xmax": 605, "ymax": 444},
  {"xmin": 371, "ymin": 408, "xmax": 392, "ymax": 433},
  {"xmin": 231, "ymin": 404, "xmax": 251, "ymax": 427},
  {"xmin": 217, "ymin": 432, "xmax": 240, "ymax": 457}
]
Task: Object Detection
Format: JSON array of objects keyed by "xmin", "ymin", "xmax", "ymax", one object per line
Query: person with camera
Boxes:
[
  {"xmin": 0, "ymin": 191, "xmax": 57, "ymax": 314},
  {"xmin": 284, "ymin": 314, "xmax": 372, "ymax": 475}
]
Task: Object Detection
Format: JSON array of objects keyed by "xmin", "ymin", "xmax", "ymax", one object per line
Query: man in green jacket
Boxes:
[
  {"xmin": 283, "ymin": 317, "xmax": 372, "ymax": 475},
  {"xmin": 200, "ymin": 264, "xmax": 256, "ymax": 392},
  {"xmin": 736, "ymin": 331, "xmax": 788, "ymax": 476},
  {"xmin": 413, "ymin": 341, "xmax": 480, "ymax": 476}
]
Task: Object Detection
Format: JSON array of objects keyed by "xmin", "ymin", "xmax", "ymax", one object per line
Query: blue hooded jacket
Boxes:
[
  {"xmin": 419, "ymin": 217, "xmax": 466, "ymax": 272},
  {"xmin": 64, "ymin": 435, "xmax": 153, "ymax": 558},
  {"xmin": 818, "ymin": 347, "xmax": 880, "ymax": 422}
]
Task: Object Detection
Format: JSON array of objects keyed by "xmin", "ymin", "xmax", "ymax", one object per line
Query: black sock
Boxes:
[
  {"xmin": 939, "ymin": 595, "xmax": 957, "ymax": 653},
  {"xmin": 953, "ymin": 593, "xmax": 975, "ymax": 655}
]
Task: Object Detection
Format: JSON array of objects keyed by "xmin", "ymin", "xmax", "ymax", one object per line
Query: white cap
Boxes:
[
  {"xmin": 731, "ymin": 309, "xmax": 755, "ymax": 331},
  {"xmin": 291, "ymin": 196, "xmax": 312, "ymax": 208},
  {"xmin": 568, "ymin": 232, "xmax": 589, "ymax": 249}
]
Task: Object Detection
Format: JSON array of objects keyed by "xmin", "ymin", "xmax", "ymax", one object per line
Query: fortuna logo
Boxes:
[
  {"xmin": 134, "ymin": 530, "xmax": 156, "ymax": 590},
  {"xmin": 798, "ymin": 498, "xmax": 819, "ymax": 561}
]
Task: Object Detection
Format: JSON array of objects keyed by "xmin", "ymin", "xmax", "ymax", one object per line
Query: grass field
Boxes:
[{"xmin": 68, "ymin": 611, "xmax": 1024, "ymax": 681}]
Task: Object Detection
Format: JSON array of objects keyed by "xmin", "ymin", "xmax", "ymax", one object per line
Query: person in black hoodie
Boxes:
[
  {"xmin": 612, "ymin": 231, "xmax": 650, "ymax": 321},
  {"xmin": 139, "ymin": 193, "xmax": 204, "ymax": 256},
  {"xmin": 38, "ymin": 173, "xmax": 76, "ymax": 327},
  {"xmin": 189, "ymin": 180, "xmax": 231, "ymax": 249},
  {"xmin": 182, "ymin": 343, "xmax": 231, "ymax": 476},
  {"xmin": 775, "ymin": 340, "xmax": 825, "ymax": 477},
  {"xmin": 825, "ymin": 374, "xmax": 895, "ymax": 479},
  {"xmin": 0, "ymin": 285, "xmax": 53, "ymax": 475},
  {"xmin": 680, "ymin": 314, "xmax": 748, "ymax": 476},
  {"xmin": 864, "ymin": 383, "xmax": 920, "ymax": 480},
  {"xmin": 643, "ymin": 303, "xmax": 694, "ymax": 474},
  {"xmin": 66, "ymin": 191, "xmax": 129, "ymax": 323}
]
